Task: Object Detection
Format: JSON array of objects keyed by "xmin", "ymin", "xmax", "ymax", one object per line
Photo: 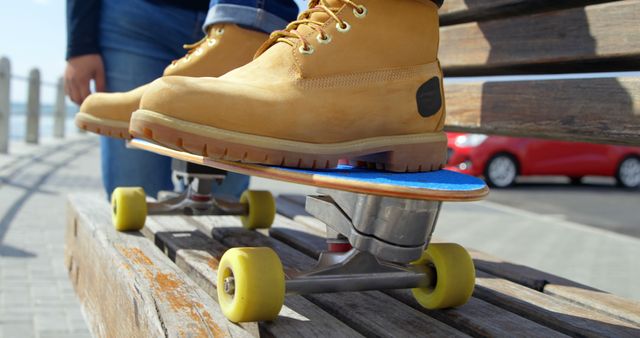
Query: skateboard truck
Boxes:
[
  {"xmin": 306, "ymin": 188, "xmax": 441, "ymax": 263},
  {"xmin": 217, "ymin": 189, "xmax": 475, "ymax": 323},
  {"xmin": 283, "ymin": 249, "xmax": 434, "ymax": 295},
  {"xmin": 149, "ymin": 160, "xmax": 246, "ymax": 216},
  {"xmin": 277, "ymin": 188, "xmax": 439, "ymax": 293},
  {"xmin": 110, "ymin": 159, "xmax": 276, "ymax": 231}
]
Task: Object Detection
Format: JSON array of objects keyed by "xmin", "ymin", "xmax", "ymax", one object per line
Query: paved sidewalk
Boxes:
[{"xmin": 0, "ymin": 135, "xmax": 102, "ymax": 338}]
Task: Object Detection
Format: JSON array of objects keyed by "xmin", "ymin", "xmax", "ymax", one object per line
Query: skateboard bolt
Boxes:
[{"xmin": 223, "ymin": 277, "xmax": 235, "ymax": 295}]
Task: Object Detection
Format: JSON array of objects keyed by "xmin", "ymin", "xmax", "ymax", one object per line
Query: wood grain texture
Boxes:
[
  {"xmin": 271, "ymin": 225, "xmax": 640, "ymax": 337},
  {"xmin": 439, "ymin": 0, "xmax": 613, "ymax": 25},
  {"xmin": 272, "ymin": 197, "xmax": 640, "ymax": 335},
  {"xmin": 474, "ymin": 271, "xmax": 640, "ymax": 337},
  {"xmin": 439, "ymin": 1, "xmax": 640, "ymax": 74},
  {"xmin": 268, "ymin": 226, "xmax": 568, "ymax": 338},
  {"xmin": 469, "ymin": 250, "xmax": 640, "ymax": 326},
  {"xmin": 195, "ymin": 215, "xmax": 471, "ymax": 338},
  {"xmin": 64, "ymin": 195, "xmax": 250, "ymax": 338},
  {"xmin": 141, "ymin": 214, "xmax": 364, "ymax": 338},
  {"xmin": 444, "ymin": 77, "xmax": 640, "ymax": 145}
]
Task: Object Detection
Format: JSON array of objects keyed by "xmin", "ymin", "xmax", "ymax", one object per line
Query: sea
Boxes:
[{"xmin": 6, "ymin": 102, "xmax": 80, "ymax": 140}]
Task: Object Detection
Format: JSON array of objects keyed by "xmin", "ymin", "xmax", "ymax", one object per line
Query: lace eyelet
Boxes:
[
  {"xmin": 353, "ymin": 5, "xmax": 367, "ymax": 18},
  {"xmin": 216, "ymin": 27, "xmax": 225, "ymax": 35},
  {"xmin": 336, "ymin": 21, "xmax": 351, "ymax": 33},
  {"xmin": 299, "ymin": 44, "xmax": 315, "ymax": 55},
  {"xmin": 185, "ymin": 55, "xmax": 191, "ymax": 62},
  {"xmin": 208, "ymin": 38, "xmax": 217, "ymax": 46},
  {"xmin": 195, "ymin": 48, "xmax": 203, "ymax": 55},
  {"xmin": 316, "ymin": 33, "xmax": 332, "ymax": 44}
]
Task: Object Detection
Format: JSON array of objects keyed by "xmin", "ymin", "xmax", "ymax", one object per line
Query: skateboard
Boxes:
[{"xmin": 112, "ymin": 138, "xmax": 488, "ymax": 323}]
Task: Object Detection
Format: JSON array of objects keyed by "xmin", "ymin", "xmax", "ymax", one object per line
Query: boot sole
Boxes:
[
  {"xmin": 76, "ymin": 112, "xmax": 131, "ymax": 139},
  {"xmin": 130, "ymin": 109, "xmax": 447, "ymax": 172}
]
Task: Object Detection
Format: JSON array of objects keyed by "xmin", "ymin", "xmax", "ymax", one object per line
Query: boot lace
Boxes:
[
  {"xmin": 256, "ymin": 0, "xmax": 366, "ymax": 56},
  {"xmin": 170, "ymin": 27, "xmax": 225, "ymax": 66}
]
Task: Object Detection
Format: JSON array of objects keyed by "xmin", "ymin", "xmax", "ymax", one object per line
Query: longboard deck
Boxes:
[{"xmin": 130, "ymin": 139, "xmax": 488, "ymax": 201}]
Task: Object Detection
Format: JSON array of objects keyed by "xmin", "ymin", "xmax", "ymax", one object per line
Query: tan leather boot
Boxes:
[
  {"xmin": 132, "ymin": 0, "xmax": 447, "ymax": 172},
  {"xmin": 75, "ymin": 24, "xmax": 268, "ymax": 138}
]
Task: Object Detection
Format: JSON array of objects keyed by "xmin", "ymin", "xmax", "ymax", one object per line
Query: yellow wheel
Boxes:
[
  {"xmin": 240, "ymin": 190, "xmax": 275, "ymax": 229},
  {"xmin": 411, "ymin": 243, "xmax": 475, "ymax": 309},
  {"xmin": 111, "ymin": 187, "xmax": 147, "ymax": 231},
  {"xmin": 217, "ymin": 247, "xmax": 285, "ymax": 322}
]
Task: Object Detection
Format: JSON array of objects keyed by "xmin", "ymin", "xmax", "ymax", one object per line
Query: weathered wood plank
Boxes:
[
  {"xmin": 474, "ymin": 271, "xmax": 640, "ymax": 337},
  {"xmin": 444, "ymin": 77, "xmax": 640, "ymax": 145},
  {"xmin": 65, "ymin": 195, "xmax": 250, "ymax": 338},
  {"xmin": 268, "ymin": 226, "xmax": 567, "ymax": 337},
  {"xmin": 269, "ymin": 205, "xmax": 640, "ymax": 336},
  {"xmin": 194, "ymin": 215, "xmax": 470, "ymax": 337},
  {"xmin": 277, "ymin": 194, "xmax": 640, "ymax": 326},
  {"xmin": 440, "ymin": 1, "xmax": 640, "ymax": 75},
  {"xmin": 439, "ymin": 0, "xmax": 612, "ymax": 25},
  {"xmin": 270, "ymin": 226, "xmax": 640, "ymax": 337},
  {"xmin": 141, "ymin": 214, "xmax": 364, "ymax": 338},
  {"xmin": 439, "ymin": 0, "xmax": 615, "ymax": 25},
  {"xmin": 470, "ymin": 250, "xmax": 640, "ymax": 326},
  {"xmin": 275, "ymin": 195, "xmax": 308, "ymax": 219}
]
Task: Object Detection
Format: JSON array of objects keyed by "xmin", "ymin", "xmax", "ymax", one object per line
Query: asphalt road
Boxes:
[{"xmin": 487, "ymin": 176, "xmax": 640, "ymax": 238}]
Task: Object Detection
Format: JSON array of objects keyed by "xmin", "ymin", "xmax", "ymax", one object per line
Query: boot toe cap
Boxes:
[{"xmin": 79, "ymin": 85, "xmax": 146, "ymax": 122}]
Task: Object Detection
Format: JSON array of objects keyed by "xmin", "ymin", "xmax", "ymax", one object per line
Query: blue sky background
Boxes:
[
  {"xmin": 0, "ymin": 0, "xmax": 309, "ymax": 105},
  {"xmin": 0, "ymin": 0, "xmax": 67, "ymax": 104}
]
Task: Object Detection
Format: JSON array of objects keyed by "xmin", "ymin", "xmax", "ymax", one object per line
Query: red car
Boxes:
[{"xmin": 446, "ymin": 133, "xmax": 640, "ymax": 188}]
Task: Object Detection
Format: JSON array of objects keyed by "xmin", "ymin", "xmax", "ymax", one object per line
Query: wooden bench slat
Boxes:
[
  {"xmin": 273, "ymin": 198, "xmax": 640, "ymax": 335},
  {"xmin": 195, "ymin": 215, "xmax": 471, "ymax": 338},
  {"xmin": 444, "ymin": 77, "xmax": 640, "ymax": 145},
  {"xmin": 543, "ymin": 284, "xmax": 640, "ymax": 326},
  {"xmin": 470, "ymin": 250, "xmax": 640, "ymax": 326},
  {"xmin": 65, "ymin": 195, "xmax": 251, "ymax": 338},
  {"xmin": 142, "ymin": 214, "xmax": 365, "ymax": 338},
  {"xmin": 276, "ymin": 196, "xmax": 640, "ymax": 326},
  {"xmin": 268, "ymin": 227, "xmax": 567, "ymax": 337},
  {"xmin": 271, "ymin": 222, "xmax": 640, "ymax": 337},
  {"xmin": 474, "ymin": 271, "xmax": 640, "ymax": 337},
  {"xmin": 439, "ymin": 0, "xmax": 612, "ymax": 25},
  {"xmin": 67, "ymin": 193, "xmax": 640, "ymax": 336},
  {"xmin": 440, "ymin": 1, "xmax": 640, "ymax": 75}
]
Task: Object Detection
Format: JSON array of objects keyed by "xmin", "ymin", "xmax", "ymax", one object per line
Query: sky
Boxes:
[
  {"xmin": 0, "ymin": 0, "xmax": 67, "ymax": 104},
  {"xmin": 0, "ymin": 0, "xmax": 308, "ymax": 105}
]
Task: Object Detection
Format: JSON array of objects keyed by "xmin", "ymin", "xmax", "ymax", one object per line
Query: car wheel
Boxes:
[
  {"xmin": 485, "ymin": 154, "xmax": 518, "ymax": 188},
  {"xmin": 616, "ymin": 157, "xmax": 640, "ymax": 188}
]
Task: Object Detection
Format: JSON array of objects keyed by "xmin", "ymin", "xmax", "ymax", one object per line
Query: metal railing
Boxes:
[{"xmin": 0, "ymin": 56, "xmax": 69, "ymax": 154}]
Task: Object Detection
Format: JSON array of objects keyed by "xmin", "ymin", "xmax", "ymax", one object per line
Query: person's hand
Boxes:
[{"xmin": 64, "ymin": 54, "xmax": 106, "ymax": 105}]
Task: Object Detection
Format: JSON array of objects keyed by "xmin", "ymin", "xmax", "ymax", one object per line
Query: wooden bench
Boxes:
[
  {"xmin": 440, "ymin": 0, "xmax": 640, "ymax": 145},
  {"xmin": 65, "ymin": 1, "xmax": 640, "ymax": 336},
  {"xmin": 65, "ymin": 194, "xmax": 640, "ymax": 337}
]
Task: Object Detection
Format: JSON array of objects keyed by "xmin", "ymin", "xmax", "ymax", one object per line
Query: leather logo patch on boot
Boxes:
[{"xmin": 416, "ymin": 77, "xmax": 442, "ymax": 118}]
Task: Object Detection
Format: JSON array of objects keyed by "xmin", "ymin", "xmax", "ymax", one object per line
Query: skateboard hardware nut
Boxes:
[{"xmin": 223, "ymin": 276, "xmax": 235, "ymax": 295}]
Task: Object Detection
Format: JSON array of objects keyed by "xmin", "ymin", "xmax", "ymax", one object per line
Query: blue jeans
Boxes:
[
  {"xmin": 99, "ymin": 0, "xmax": 251, "ymax": 199},
  {"xmin": 205, "ymin": 0, "xmax": 299, "ymax": 33}
]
